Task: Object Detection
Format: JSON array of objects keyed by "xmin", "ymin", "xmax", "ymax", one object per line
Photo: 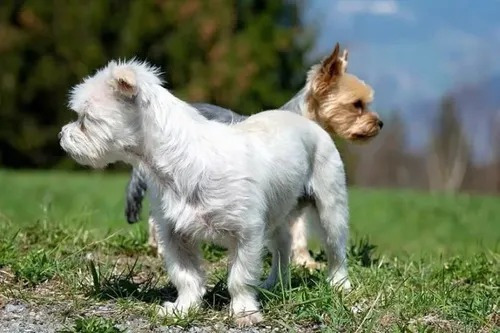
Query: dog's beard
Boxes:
[
  {"xmin": 325, "ymin": 110, "xmax": 381, "ymax": 143},
  {"xmin": 347, "ymin": 116, "xmax": 381, "ymax": 142},
  {"xmin": 70, "ymin": 151, "xmax": 109, "ymax": 169},
  {"xmin": 62, "ymin": 144, "xmax": 109, "ymax": 169},
  {"xmin": 60, "ymin": 125, "xmax": 113, "ymax": 169}
]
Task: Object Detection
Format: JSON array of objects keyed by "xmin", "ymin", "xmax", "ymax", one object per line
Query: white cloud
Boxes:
[
  {"xmin": 334, "ymin": 0, "xmax": 415, "ymax": 21},
  {"xmin": 336, "ymin": 0, "xmax": 398, "ymax": 15}
]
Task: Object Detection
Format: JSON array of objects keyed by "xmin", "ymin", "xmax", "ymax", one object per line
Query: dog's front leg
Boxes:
[
  {"xmin": 155, "ymin": 222, "xmax": 205, "ymax": 317},
  {"xmin": 227, "ymin": 225, "xmax": 265, "ymax": 327}
]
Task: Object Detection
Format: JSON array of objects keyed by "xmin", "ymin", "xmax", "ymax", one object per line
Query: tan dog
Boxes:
[{"xmin": 289, "ymin": 43, "xmax": 382, "ymax": 269}]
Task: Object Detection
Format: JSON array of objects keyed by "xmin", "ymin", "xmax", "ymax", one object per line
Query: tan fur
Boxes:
[
  {"xmin": 290, "ymin": 215, "xmax": 324, "ymax": 271},
  {"xmin": 306, "ymin": 43, "xmax": 382, "ymax": 143}
]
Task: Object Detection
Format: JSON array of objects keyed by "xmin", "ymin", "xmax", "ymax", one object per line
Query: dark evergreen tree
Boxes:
[{"xmin": 0, "ymin": 0, "xmax": 312, "ymax": 168}]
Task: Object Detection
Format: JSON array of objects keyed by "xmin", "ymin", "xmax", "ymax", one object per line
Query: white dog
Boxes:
[{"xmin": 60, "ymin": 60, "xmax": 350, "ymax": 326}]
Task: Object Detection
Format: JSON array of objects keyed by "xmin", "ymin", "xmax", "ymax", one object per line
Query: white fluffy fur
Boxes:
[{"xmin": 60, "ymin": 60, "xmax": 350, "ymax": 326}]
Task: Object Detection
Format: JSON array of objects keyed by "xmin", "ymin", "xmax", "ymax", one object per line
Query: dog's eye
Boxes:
[{"xmin": 353, "ymin": 100, "xmax": 364, "ymax": 110}]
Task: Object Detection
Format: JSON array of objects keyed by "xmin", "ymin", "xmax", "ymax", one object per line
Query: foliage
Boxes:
[{"xmin": 0, "ymin": 0, "xmax": 312, "ymax": 168}]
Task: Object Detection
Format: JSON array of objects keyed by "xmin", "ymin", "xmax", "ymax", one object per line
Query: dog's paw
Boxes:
[
  {"xmin": 155, "ymin": 303, "xmax": 175, "ymax": 317},
  {"xmin": 163, "ymin": 301, "xmax": 180, "ymax": 315},
  {"xmin": 302, "ymin": 260, "xmax": 325, "ymax": 272},
  {"xmin": 330, "ymin": 275, "xmax": 352, "ymax": 292},
  {"xmin": 234, "ymin": 311, "xmax": 263, "ymax": 327},
  {"xmin": 155, "ymin": 304, "xmax": 168, "ymax": 317},
  {"xmin": 156, "ymin": 301, "xmax": 194, "ymax": 318},
  {"xmin": 292, "ymin": 254, "xmax": 324, "ymax": 273}
]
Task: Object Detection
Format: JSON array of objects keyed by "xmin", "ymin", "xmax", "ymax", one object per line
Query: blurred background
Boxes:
[{"xmin": 1, "ymin": 0, "xmax": 499, "ymax": 195}]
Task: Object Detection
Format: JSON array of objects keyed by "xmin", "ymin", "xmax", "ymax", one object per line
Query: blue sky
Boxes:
[{"xmin": 304, "ymin": 0, "xmax": 500, "ymax": 115}]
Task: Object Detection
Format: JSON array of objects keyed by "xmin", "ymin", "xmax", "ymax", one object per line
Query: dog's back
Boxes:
[
  {"xmin": 233, "ymin": 109, "xmax": 343, "ymax": 223},
  {"xmin": 237, "ymin": 109, "xmax": 335, "ymax": 155}
]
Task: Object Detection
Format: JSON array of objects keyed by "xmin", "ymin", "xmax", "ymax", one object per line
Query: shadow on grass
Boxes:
[
  {"xmin": 85, "ymin": 257, "xmax": 177, "ymax": 303},
  {"xmin": 84, "ymin": 258, "xmax": 233, "ymax": 309},
  {"xmin": 83, "ymin": 256, "xmax": 330, "ymax": 313}
]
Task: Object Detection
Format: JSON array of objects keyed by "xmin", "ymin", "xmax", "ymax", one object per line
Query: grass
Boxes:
[
  {"xmin": 0, "ymin": 169, "xmax": 498, "ymax": 332},
  {"xmin": 60, "ymin": 317, "xmax": 124, "ymax": 333}
]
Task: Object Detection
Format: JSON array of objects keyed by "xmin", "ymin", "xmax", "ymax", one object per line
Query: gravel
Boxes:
[
  {"xmin": 0, "ymin": 301, "xmax": 64, "ymax": 333},
  {"xmin": 0, "ymin": 301, "xmax": 292, "ymax": 333}
]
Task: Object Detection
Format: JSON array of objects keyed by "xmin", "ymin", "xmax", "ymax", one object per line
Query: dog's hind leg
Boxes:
[
  {"xmin": 310, "ymin": 156, "xmax": 351, "ymax": 291},
  {"xmin": 155, "ymin": 221, "xmax": 206, "ymax": 317},
  {"xmin": 290, "ymin": 212, "xmax": 322, "ymax": 271},
  {"xmin": 261, "ymin": 224, "xmax": 291, "ymax": 290},
  {"xmin": 147, "ymin": 214, "xmax": 164, "ymax": 257},
  {"xmin": 227, "ymin": 222, "xmax": 265, "ymax": 326}
]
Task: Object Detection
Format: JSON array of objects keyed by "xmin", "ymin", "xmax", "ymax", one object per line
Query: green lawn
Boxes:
[
  {"xmin": 1, "ymin": 169, "xmax": 498, "ymax": 256},
  {"xmin": 0, "ymin": 169, "xmax": 498, "ymax": 332}
]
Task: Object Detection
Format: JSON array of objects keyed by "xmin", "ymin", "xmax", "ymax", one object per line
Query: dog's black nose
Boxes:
[{"xmin": 378, "ymin": 120, "xmax": 384, "ymax": 129}]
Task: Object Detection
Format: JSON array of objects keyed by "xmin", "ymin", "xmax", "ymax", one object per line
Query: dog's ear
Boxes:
[
  {"xmin": 340, "ymin": 48, "xmax": 348, "ymax": 64},
  {"xmin": 111, "ymin": 65, "xmax": 138, "ymax": 98},
  {"xmin": 320, "ymin": 43, "xmax": 348, "ymax": 80}
]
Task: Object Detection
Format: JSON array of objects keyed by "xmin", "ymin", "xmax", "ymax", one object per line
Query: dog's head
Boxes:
[
  {"xmin": 306, "ymin": 43, "xmax": 383, "ymax": 142},
  {"xmin": 59, "ymin": 60, "xmax": 160, "ymax": 168}
]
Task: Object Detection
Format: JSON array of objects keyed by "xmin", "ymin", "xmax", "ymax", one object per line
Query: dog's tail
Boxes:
[
  {"xmin": 125, "ymin": 167, "xmax": 148, "ymax": 223},
  {"xmin": 191, "ymin": 103, "xmax": 249, "ymax": 124}
]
